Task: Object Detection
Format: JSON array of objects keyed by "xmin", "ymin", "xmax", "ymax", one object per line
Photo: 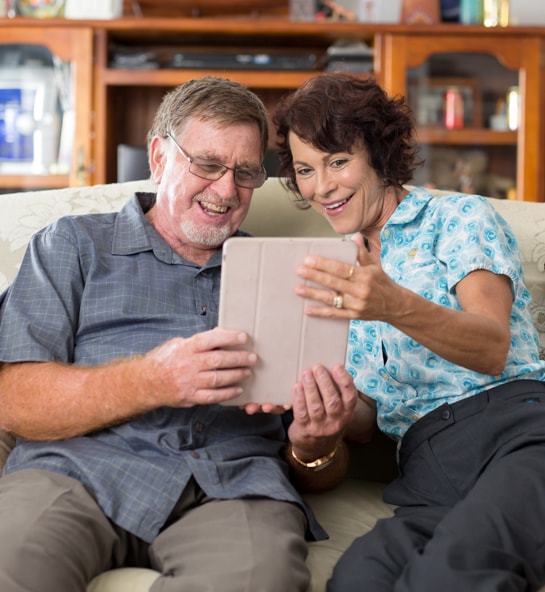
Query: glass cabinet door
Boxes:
[
  {"xmin": 409, "ymin": 51, "xmax": 518, "ymax": 199},
  {"xmin": 379, "ymin": 33, "xmax": 545, "ymax": 202},
  {"xmin": 0, "ymin": 26, "xmax": 93, "ymax": 191}
]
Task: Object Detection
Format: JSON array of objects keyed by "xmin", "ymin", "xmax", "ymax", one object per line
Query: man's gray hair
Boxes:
[{"xmin": 148, "ymin": 76, "xmax": 269, "ymax": 158}]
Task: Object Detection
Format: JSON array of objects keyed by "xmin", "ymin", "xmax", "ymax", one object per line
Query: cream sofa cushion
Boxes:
[
  {"xmin": 489, "ymin": 198, "xmax": 545, "ymax": 356},
  {"xmin": 87, "ymin": 568, "xmax": 160, "ymax": 592}
]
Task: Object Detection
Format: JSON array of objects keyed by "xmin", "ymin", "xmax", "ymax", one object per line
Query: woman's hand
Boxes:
[
  {"xmin": 295, "ymin": 233, "xmax": 397, "ymax": 322},
  {"xmin": 287, "ymin": 364, "xmax": 357, "ymax": 459},
  {"xmin": 283, "ymin": 364, "xmax": 357, "ymax": 492}
]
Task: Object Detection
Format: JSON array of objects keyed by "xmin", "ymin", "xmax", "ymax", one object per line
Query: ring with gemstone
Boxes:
[{"xmin": 332, "ymin": 293, "xmax": 344, "ymax": 309}]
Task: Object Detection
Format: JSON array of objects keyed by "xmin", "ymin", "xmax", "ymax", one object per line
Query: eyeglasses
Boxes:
[{"xmin": 166, "ymin": 132, "xmax": 267, "ymax": 189}]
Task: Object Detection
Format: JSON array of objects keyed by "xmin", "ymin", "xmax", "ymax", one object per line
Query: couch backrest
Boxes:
[
  {"xmin": 1, "ymin": 179, "xmax": 544, "ymax": 355},
  {"xmin": 0, "ymin": 181, "xmax": 153, "ymax": 292},
  {"xmin": 0, "ymin": 178, "xmax": 336, "ymax": 293}
]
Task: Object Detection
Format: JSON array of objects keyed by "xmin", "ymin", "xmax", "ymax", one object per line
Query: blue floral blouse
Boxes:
[{"xmin": 346, "ymin": 187, "xmax": 545, "ymax": 441}]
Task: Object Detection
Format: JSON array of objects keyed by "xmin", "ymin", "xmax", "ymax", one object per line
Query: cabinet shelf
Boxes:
[
  {"xmin": 0, "ymin": 174, "xmax": 70, "ymax": 190},
  {"xmin": 417, "ymin": 128, "xmax": 517, "ymax": 146},
  {"xmin": 101, "ymin": 68, "xmax": 319, "ymax": 88}
]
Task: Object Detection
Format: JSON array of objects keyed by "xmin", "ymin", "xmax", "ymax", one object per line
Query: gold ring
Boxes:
[
  {"xmin": 332, "ymin": 293, "xmax": 344, "ymax": 309},
  {"xmin": 347, "ymin": 265, "xmax": 355, "ymax": 281}
]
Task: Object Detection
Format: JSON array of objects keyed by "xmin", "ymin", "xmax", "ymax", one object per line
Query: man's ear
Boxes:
[{"xmin": 149, "ymin": 136, "xmax": 165, "ymax": 184}]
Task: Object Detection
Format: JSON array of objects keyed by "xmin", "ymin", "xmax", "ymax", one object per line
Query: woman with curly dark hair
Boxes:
[
  {"xmin": 273, "ymin": 72, "xmax": 545, "ymax": 592},
  {"xmin": 274, "ymin": 73, "xmax": 421, "ymax": 201}
]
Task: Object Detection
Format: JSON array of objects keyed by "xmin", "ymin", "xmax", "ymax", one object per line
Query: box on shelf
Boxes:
[
  {"xmin": 509, "ymin": 0, "xmax": 545, "ymax": 26},
  {"xmin": 64, "ymin": 0, "xmax": 123, "ymax": 19}
]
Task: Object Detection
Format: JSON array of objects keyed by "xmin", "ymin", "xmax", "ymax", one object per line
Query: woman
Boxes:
[{"xmin": 273, "ymin": 72, "xmax": 545, "ymax": 592}]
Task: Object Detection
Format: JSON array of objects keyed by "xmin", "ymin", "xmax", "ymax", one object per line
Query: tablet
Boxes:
[{"xmin": 218, "ymin": 236, "xmax": 358, "ymax": 406}]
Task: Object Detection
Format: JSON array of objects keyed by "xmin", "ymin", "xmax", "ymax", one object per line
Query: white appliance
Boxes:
[{"xmin": 0, "ymin": 66, "xmax": 61, "ymax": 175}]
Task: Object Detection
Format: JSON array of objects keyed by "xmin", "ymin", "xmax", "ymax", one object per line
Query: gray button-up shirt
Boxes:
[{"xmin": 0, "ymin": 193, "xmax": 325, "ymax": 542}]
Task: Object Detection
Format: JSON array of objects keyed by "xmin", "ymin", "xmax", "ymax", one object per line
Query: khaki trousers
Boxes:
[{"xmin": 0, "ymin": 469, "xmax": 310, "ymax": 592}]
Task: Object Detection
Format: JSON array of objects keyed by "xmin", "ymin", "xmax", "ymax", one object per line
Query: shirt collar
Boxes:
[
  {"xmin": 111, "ymin": 193, "xmax": 155, "ymax": 256},
  {"xmin": 387, "ymin": 186, "xmax": 436, "ymax": 227}
]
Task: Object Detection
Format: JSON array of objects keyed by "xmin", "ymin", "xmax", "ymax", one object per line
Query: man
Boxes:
[{"xmin": 0, "ymin": 77, "xmax": 356, "ymax": 592}]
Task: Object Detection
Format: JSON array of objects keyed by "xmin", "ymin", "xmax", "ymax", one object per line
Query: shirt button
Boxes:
[
  {"xmin": 441, "ymin": 409, "xmax": 451, "ymax": 420},
  {"xmin": 191, "ymin": 451, "xmax": 200, "ymax": 459}
]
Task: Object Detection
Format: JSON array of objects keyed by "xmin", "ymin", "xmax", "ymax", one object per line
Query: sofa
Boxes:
[{"xmin": 0, "ymin": 178, "xmax": 544, "ymax": 592}]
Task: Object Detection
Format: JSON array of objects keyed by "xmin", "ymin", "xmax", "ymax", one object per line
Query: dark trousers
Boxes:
[{"xmin": 328, "ymin": 380, "xmax": 545, "ymax": 592}]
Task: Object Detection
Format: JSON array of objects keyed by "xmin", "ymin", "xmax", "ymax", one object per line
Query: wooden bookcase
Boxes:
[{"xmin": 1, "ymin": 16, "xmax": 544, "ymax": 201}]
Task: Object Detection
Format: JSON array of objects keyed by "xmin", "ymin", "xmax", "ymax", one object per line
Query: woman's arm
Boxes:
[
  {"xmin": 383, "ymin": 269, "xmax": 512, "ymax": 375},
  {"xmin": 296, "ymin": 243, "xmax": 513, "ymax": 376}
]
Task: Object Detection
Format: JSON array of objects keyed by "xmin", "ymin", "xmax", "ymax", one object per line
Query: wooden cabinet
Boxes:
[
  {"xmin": 0, "ymin": 24, "xmax": 93, "ymax": 190},
  {"xmin": 1, "ymin": 18, "xmax": 545, "ymax": 201},
  {"xmin": 91, "ymin": 18, "xmax": 376, "ymax": 183},
  {"xmin": 379, "ymin": 30, "xmax": 545, "ymax": 201}
]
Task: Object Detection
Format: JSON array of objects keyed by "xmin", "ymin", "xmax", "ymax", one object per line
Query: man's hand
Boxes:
[{"xmin": 144, "ymin": 328, "xmax": 257, "ymax": 407}]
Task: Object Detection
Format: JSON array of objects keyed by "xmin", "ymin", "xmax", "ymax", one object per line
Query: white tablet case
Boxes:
[{"xmin": 218, "ymin": 236, "xmax": 358, "ymax": 405}]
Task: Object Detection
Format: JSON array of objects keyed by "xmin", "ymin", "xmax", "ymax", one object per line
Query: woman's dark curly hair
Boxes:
[{"xmin": 272, "ymin": 73, "xmax": 423, "ymax": 206}]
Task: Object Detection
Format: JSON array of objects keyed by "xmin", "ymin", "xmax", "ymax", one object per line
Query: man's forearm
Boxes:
[{"xmin": 0, "ymin": 359, "xmax": 154, "ymax": 441}]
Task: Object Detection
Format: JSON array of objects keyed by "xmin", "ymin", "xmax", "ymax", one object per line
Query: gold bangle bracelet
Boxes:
[{"xmin": 288, "ymin": 443, "xmax": 338, "ymax": 471}]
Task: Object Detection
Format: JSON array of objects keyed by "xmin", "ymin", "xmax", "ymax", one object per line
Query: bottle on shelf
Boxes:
[
  {"xmin": 506, "ymin": 86, "xmax": 519, "ymax": 131},
  {"xmin": 483, "ymin": 0, "xmax": 509, "ymax": 27},
  {"xmin": 444, "ymin": 87, "xmax": 464, "ymax": 129},
  {"xmin": 459, "ymin": 0, "xmax": 483, "ymax": 24}
]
